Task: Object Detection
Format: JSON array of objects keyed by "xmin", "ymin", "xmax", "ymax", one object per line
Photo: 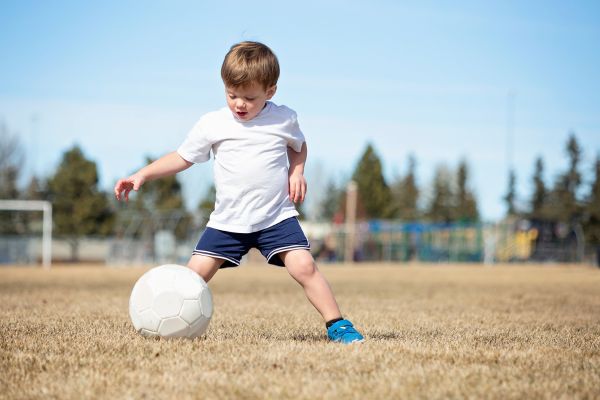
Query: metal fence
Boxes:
[
  {"xmin": 310, "ymin": 219, "xmax": 590, "ymax": 265},
  {"xmin": 1, "ymin": 218, "xmax": 595, "ymax": 266}
]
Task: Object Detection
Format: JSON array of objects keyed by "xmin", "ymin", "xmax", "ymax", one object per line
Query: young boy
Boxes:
[{"xmin": 114, "ymin": 41, "xmax": 364, "ymax": 344}]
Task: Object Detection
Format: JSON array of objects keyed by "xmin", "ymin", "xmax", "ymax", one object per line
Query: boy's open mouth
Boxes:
[{"xmin": 236, "ymin": 111, "xmax": 248, "ymax": 118}]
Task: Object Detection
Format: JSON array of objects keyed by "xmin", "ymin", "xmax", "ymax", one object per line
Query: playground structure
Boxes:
[{"xmin": 310, "ymin": 219, "xmax": 587, "ymax": 265}]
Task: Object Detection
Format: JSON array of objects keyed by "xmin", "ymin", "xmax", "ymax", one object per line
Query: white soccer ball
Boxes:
[{"xmin": 129, "ymin": 264, "xmax": 213, "ymax": 338}]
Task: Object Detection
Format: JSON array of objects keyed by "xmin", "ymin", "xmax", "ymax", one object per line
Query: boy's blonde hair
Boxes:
[{"xmin": 221, "ymin": 41, "xmax": 280, "ymax": 89}]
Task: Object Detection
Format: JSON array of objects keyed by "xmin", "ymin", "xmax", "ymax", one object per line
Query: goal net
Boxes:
[{"xmin": 0, "ymin": 200, "xmax": 52, "ymax": 267}]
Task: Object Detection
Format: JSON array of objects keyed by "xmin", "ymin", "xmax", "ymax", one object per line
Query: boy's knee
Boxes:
[
  {"xmin": 187, "ymin": 254, "xmax": 223, "ymax": 282},
  {"xmin": 288, "ymin": 257, "xmax": 317, "ymax": 281}
]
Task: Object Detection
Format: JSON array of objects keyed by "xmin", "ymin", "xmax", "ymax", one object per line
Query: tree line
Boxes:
[
  {"xmin": 319, "ymin": 144, "xmax": 479, "ymax": 224},
  {"xmin": 312, "ymin": 133, "xmax": 600, "ymax": 261},
  {"xmin": 1, "ymin": 121, "xmax": 599, "ymax": 259},
  {"xmin": 0, "ymin": 122, "xmax": 191, "ymax": 259},
  {"xmin": 502, "ymin": 132, "xmax": 600, "ymax": 249}
]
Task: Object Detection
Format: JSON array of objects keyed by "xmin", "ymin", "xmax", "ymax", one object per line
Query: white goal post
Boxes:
[{"xmin": 0, "ymin": 200, "xmax": 52, "ymax": 268}]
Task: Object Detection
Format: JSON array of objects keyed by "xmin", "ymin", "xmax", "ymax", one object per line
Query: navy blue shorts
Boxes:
[{"xmin": 193, "ymin": 217, "xmax": 310, "ymax": 268}]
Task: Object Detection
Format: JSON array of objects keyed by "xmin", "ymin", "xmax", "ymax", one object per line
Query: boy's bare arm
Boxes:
[
  {"xmin": 114, "ymin": 151, "xmax": 193, "ymax": 202},
  {"xmin": 287, "ymin": 142, "xmax": 307, "ymax": 204}
]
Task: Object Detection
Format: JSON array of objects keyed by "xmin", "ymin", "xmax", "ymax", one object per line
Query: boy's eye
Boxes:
[
  {"xmin": 228, "ymin": 94, "xmax": 236, "ymax": 99},
  {"xmin": 245, "ymin": 97, "xmax": 256, "ymax": 101}
]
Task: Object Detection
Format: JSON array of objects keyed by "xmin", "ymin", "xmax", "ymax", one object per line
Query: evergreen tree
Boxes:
[
  {"xmin": 131, "ymin": 156, "xmax": 191, "ymax": 239},
  {"xmin": 391, "ymin": 154, "xmax": 419, "ymax": 221},
  {"xmin": 546, "ymin": 132, "xmax": 583, "ymax": 222},
  {"xmin": 503, "ymin": 169, "xmax": 517, "ymax": 217},
  {"xmin": 530, "ymin": 156, "xmax": 547, "ymax": 219},
  {"xmin": 134, "ymin": 157, "xmax": 187, "ymax": 211},
  {"xmin": 454, "ymin": 159, "xmax": 479, "ymax": 222},
  {"xmin": 21, "ymin": 176, "xmax": 48, "ymax": 234},
  {"xmin": 317, "ymin": 179, "xmax": 343, "ymax": 221},
  {"xmin": 427, "ymin": 164, "xmax": 454, "ymax": 223},
  {"xmin": 565, "ymin": 132, "xmax": 583, "ymax": 197},
  {"xmin": 24, "ymin": 176, "xmax": 47, "ymax": 201},
  {"xmin": 197, "ymin": 184, "xmax": 216, "ymax": 227},
  {"xmin": 351, "ymin": 143, "xmax": 392, "ymax": 219},
  {"xmin": 48, "ymin": 145, "xmax": 114, "ymax": 260},
  {"xmin": 584, "ymin": 155, "xmax": 600, "ymax": 264}
]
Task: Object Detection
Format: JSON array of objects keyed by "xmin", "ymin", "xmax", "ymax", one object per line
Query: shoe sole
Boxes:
[{"xmin": 331, "ymin": 338, "xmax": 365, "ymax": 344}]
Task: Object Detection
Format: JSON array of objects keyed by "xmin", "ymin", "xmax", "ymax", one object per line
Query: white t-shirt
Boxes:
[{"xmin": 177, "ymin": 101, "xmax": 305, "ymax": 233}]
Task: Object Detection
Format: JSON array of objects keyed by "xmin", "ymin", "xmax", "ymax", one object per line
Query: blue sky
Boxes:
[{"xmin": 1, "ymin": 1, "xmax": 599, "ymax": 220}]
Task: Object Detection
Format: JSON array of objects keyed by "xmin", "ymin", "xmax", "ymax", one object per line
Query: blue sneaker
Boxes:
[{"xmin": 327, "ymin": 319, "xmax": 364, "ymax": 344}]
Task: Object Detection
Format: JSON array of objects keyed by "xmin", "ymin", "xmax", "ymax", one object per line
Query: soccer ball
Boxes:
[{"xmin": 129, "ymin": 264, "xmax": 213, "ymax": 338}]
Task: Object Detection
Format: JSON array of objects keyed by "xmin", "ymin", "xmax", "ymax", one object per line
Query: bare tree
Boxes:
[{"xmin": 0, "ymin": 121, "xmax": 24, "ymax": 199}]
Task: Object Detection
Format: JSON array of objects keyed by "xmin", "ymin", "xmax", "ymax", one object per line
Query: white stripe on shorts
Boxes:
[
  {"xmin": 266, "ymin": 243, "xmax": 311, "ymax": 261},
  {"xmin": 192, "ymin": 250, "xmax": 240, "ymax": 266}
]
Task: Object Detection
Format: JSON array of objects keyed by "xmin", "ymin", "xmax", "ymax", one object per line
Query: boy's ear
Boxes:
[{"xmin": 266, "ymin": 85, "xmax": 277, "ymax": 99}]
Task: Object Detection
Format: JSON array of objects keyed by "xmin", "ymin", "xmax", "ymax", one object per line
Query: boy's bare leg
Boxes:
[
  {"xmin": 279, "ymin": 249, "xmax": 342, "ymax": 322},
  {"xmin": 187, "ymin": 254, "xmax": 224, "ymax": 283}
]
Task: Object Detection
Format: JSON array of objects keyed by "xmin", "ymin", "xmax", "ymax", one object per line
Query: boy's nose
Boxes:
[{"xmin": 236, "ymin": 99, "xmax": 246, "ymax": 109}]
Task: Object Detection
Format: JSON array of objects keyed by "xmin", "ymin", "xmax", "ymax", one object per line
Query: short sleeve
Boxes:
[
  {"xmin": 286, "ymin": 111, "xmax": 305, "ymax": 152},
  {"xmin": 177, "ymin": 117, "xmax": 212, "ymax": 163}
]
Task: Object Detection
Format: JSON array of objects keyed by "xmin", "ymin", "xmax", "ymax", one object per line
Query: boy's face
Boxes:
[{"xmin": 225, "ymin": 83, "xmax": 276, "ymax": 121}]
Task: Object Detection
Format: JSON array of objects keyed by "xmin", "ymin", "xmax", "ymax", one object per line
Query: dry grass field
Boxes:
[{"xmin": 1, "ymin": 263, "xmax": 599, "ymax": 399}]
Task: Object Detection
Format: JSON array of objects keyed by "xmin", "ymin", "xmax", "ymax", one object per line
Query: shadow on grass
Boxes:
[
  {"xmin": 290, "ymin": 332, "xmax": 329, "ymax": 343},
  {"xmin": 366, "ymin": 331, "xmax": 405, "ymax": 341},
  {"xmin": 290, "ymin": 331, "xmax": 404, "ymax": 342}
]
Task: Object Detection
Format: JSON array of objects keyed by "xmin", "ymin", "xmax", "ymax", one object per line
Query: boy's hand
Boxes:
[
  {"xmin": 114, "ymin": 174, "xmax": 145, "ymax": 202},
  {"xmin": 288, "ymin": 171, "xmax": 307, "ymax": 204}
]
